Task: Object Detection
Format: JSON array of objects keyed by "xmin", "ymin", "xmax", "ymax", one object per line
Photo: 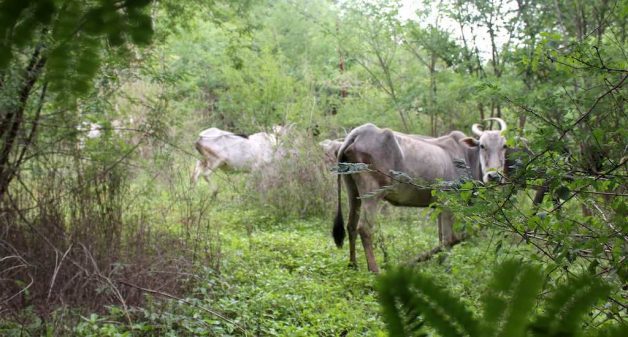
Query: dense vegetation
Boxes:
[{"xmin": 1, "ymin": 0, "xmax": 625, "ymax": 336}]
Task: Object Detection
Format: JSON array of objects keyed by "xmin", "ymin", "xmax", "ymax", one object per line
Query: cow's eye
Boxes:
[{"xmin": 480, "ymin": 144, "xmax": 485, "ymax": 149}]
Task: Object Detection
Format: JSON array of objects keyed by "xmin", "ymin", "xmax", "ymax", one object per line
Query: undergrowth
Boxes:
[
  {"xmin": 1, "ymin": 184, "xmax": 509, "ymax": 336},
  {"xmin": 4, "ymin": 172, "xmax": 622, "ymax": 336}
]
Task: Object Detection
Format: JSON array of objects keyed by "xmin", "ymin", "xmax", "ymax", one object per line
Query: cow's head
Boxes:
[{"xmin": 461, "ymin": 118, "xmax": 508, "ymax": 183}]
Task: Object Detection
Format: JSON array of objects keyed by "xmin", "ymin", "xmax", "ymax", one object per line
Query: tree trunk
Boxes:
[
  {"xmin": 0, "ymin": 48, "xmax": 46, "ymax": 199},
  {"xmin": 429, "ymin": 52, "xmax": 437, "ymax": 136}
]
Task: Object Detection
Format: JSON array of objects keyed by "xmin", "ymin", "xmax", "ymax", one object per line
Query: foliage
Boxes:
[
  {"xmin": 377, "ymin": 259, "xmax": 627, "ymax": 337},
  {"xmin": 1, "ymin": 0, "xmax": 626, "ymax": 335},
  {"xmin": 245, "ymin": 129, "xmax": 336, "ymax": 219}
]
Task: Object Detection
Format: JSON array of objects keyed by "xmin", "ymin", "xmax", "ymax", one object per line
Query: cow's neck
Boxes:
[{"xmin": 464, "ymin": 147, "xmax": 482, "ymax": 181}]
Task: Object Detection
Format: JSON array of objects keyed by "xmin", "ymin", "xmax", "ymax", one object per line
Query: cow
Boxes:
[
  {"xmin": 192, "ymin": 126, "xmax": 288, "ymax": 184},
  {"xmin": 333, "ymin": 118, "xmax": 508, "ymax": 272},
  {"xmin": 76, "ymin": 122, "xmax": 109, "ymax": 149},
  {"xmin": 319, "ymin": 139, "xmax": 344, "ymax": 167}
]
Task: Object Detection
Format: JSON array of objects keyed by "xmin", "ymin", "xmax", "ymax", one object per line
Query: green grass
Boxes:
[
  {"xmin": 2, "ymin": 174, "xmax": 521, "ymax": 337},
  {"xmin": 172, "ymin": 201, "xmax": 506, "ymax": 336},
  {"xmin": 213, "ymin": 214, "xmax": 383, "ymax": 336}
]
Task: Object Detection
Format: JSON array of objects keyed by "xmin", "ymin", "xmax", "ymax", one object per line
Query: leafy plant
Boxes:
[{"xmin": 377, "ymin": 259, "xmax": 626, "ymax": 337}]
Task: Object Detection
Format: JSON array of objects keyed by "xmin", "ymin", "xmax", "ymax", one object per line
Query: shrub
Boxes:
[
  {"xmin": 246, "ymin": 130, "xmax": 336, "ymax": 219},
  {"xmin": 0, "ymin": 139, "xmax": 220, "ymax": 333}
]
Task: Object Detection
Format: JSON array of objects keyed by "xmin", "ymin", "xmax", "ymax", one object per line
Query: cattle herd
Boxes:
[{"xmin": 192, "ymin": 118, "xmax": 512, "ymax": 272}]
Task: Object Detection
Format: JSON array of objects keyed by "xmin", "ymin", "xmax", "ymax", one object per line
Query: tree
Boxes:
[
  {"xmin": 403, "ymin": 1, "xmax": 462, "ymax": 136},
  {"xmin": 0, "ymin": 0, "xmax": 155, "ymax": 199},
  {"xmin": 337, "ymin": 0, "xmax": 412, "ymax": 130}
]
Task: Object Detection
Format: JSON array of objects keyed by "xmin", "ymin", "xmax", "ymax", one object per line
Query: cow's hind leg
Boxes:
[
  {"xmin": 413, "ymin": 209, "xmax": 463, "ymax": 263},
  {"xmin": 438, "ymin": 209, "xmax": 456, "ymax": 247},
  {"xmin": 359, "ymin": 199, "xmax": 380, "ymax": 273},
  {"xmin": 343, "ymin": 175, "xmax": 361, "ymax": 269}
]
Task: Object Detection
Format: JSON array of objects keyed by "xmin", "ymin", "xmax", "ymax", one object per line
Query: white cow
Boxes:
[
  {"xmin": 76, "ymin": 122, "xmax": 103, "ymax": 139},
  {"xmin": 319, "ymin": 139, "xmax": 344, "ymax": 167},
  {"xmin": 76, "ymin": 122, "xmax": 103, "ymax": 149},
  {"xmin": 192, "ymin": 126, "xmax": 288, "ymax": 184}
]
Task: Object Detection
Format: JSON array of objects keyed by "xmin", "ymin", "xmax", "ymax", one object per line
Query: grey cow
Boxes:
[{"xmin": 333, "ymin": 118, "xmax": 508, "ymax": 272}]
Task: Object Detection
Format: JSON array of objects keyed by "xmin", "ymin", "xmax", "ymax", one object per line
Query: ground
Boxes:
[
  {"xmin": 163, "ymin": 202, "xmax": 502, "ymax": 337},
  {"xmin": 6, "ymin": 176, "xmax": 515, "ymax": 337}
]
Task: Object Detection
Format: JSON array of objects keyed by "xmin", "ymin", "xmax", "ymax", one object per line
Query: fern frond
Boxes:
[
  {"xmin": 480, "ymin": 260, "xmax": 543, "ymax": 337},
  {"xmin": 498, "ymin": 264, "xmax": 543, "ymax": 337},
  {"xmin": 378, "ymin": 270, "xmax": 416, "ymax": 337},
  {"xmin": 481, "ymin": 260, "xmax": 519, "ymax": 331},
  {"xmin": 531, "ymin": 273, "xmax": 611, "ymax": 336},
  {"xmin": 377, "ymin": 267, "xmax": 479, "ymax": 337},
  {"xmin": 593, "ymin": 323, "xmax": 628, "ymax": 337}
]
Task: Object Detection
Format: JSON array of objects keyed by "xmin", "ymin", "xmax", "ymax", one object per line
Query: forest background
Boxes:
[{"xmin": 0, "ymin": 0, "xmax": 625, "ymax": 336}]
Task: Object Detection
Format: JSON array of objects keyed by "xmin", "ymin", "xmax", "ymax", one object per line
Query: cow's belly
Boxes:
[
  {"xmin": 383, "ymin": 185, "xmax": 434, "ymax": 207},
  {"xmin": 225, "ymin": 156, "xmax": 256, "ymax": 171}
]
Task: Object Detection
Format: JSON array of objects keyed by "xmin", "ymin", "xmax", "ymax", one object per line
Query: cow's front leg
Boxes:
[
  {"xmin": 192, "ymin": 159, "xmax": 204, "ymax": 185},
  {"xmin": 438, "ymin": 209, "xmax": 456, "ymax": 247},
  {"xmin": 193, "ymin": 158, "xmax": 218, "ymax": 185},
  {"xmin": 359, "ymin": 199, "xmax": 379, "ymax": 273}
]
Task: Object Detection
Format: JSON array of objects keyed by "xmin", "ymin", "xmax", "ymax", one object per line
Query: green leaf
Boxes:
[
  {"xmin": 554, "ymin": 186, "xmax": 570, "ymax": 201},
  {"xmin": 83, "ymin": 7, "xmax": 107, "ymax": 35},
  {"xmin": 0, "ymin": 43, "xmax": 12, "ymax": 69},
  {"xmin": 125, "ymin": 0, "xmax": 153, "ymax": 9},
  {"xmin": 595, "ymin": 324, "xmax": 628, "ymax": 337},
  {"xmin": 128, "ymin": 14, "xmax": 153, "ymax": 46},
  {"xmin": 33, "ymin": 0, "xmax": 55, "ymax": 25},
  {"xmin": 0, "ymin": 0, "xmax": 31, "ymax": 34}
]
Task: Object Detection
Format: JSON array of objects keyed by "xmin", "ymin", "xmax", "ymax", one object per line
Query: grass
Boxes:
[
  {"xmin": 162, "ymin": 191, "xmax": 506, "ymax": 337},
  {"xmin": 214, "ymin": 214, "xmax": 383, "ymax": 336},
  {"xmin": 96, "ymin": 204, "xmax": 506, "ymax": 336},
  {"xmin": 1, "ymin": 172, "xmax": 519, "ymax": 337}
]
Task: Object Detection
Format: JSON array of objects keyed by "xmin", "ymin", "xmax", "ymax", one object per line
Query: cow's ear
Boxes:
[{"xmin": 460, "ymin": 137, "xmax": 479, "ymax": 148}]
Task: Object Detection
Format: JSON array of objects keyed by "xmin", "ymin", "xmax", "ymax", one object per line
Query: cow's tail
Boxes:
[
  {"xmin": 333, "ymin": 132, "xmax": 358, "ymax": 248},
  {"xmin": 333, "ymin": 173, "xmax": 345, "ymax": 247}
]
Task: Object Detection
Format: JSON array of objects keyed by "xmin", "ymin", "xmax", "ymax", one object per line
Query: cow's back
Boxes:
[{"xmin": 199, "ymin": 127, "xmax": 231, "ymax": 138}]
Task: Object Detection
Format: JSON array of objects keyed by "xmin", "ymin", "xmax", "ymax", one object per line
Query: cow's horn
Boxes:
[
  {"xmin": 486, "ymin": 117, "xmax": 507, "ymax": 133},
  {"xmin": 471, "ymin": 123, "xmax": 484, "ymax": 137}
]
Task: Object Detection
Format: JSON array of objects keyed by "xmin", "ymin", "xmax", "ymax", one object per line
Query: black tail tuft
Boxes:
[
  {"xmin": 333, "ymin": 146, "xmax": 347, "ymax": 248},
  {"xmin": 333, "ymin": 203, "xmax": 345, "ymax": 247}
]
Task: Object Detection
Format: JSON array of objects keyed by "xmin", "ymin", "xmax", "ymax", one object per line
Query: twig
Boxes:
[
  {"xmin": 411, "ymin": 233, "xmax": 468, "ymax": 264},
  {"xmin": 47, "ymin": 243, "xmax": 73, "ymax": 301},
  {"xmin": 592, "ymin": 201, "xmax": 628, "ymax": 242},
  {"xmin": 116, "ymin": 279, "xmax": 249, "ymax": 336},
  {"xmin": 79, "ymin": 243, "xmax": 133, "ymax": 326}
]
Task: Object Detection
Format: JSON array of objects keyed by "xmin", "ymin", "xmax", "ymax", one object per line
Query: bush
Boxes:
[
  {"xmin": 246, "ymin": 130, "xmax": 336, "ymax": 219},
  {"xmin": 0, "ymin": 138, "xmax": 220, "ymax": 334}
]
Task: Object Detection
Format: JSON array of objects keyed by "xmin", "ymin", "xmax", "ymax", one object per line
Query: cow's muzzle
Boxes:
[{"xmin": 483, "ymin": 171, "xmax": 503, "ymax": 183}]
